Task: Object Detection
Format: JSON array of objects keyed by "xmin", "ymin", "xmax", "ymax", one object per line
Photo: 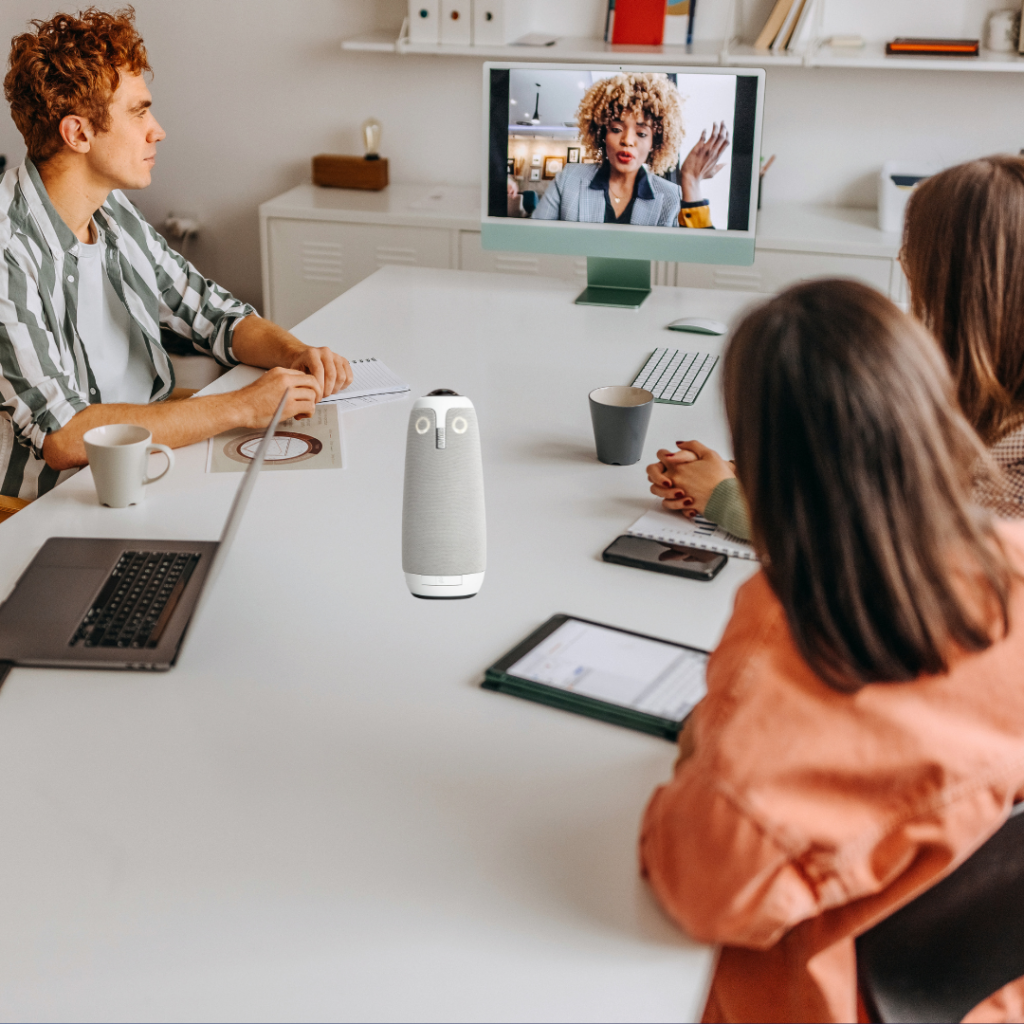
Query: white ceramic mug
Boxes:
[{"xmin": 83, "ymin": 424, "xmax": 174, "ymax": 508}]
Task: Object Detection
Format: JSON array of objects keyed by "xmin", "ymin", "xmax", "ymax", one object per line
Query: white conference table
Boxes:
[{"xmin": 0, "ymin": 267, "xmax": 761, "ymax": 1023}]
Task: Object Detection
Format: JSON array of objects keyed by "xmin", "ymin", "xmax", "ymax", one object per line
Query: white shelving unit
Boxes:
[
  {"xmin": 720, "ymin": 40, "xmax": 803, "ymax": 66},
  {"xmin": 342, "ymin": 30, "xmax": 724, "ymax": 65},
  {"xmin": 343, "ymin": 0, "xmax": 1024, "ymax": 72},
  {"xmin": 806, "ymin": 40, "xmax": 1024, "ymax": 71},
  {"xmin": 340, "ymin": 30, "xmax": 400, "ymax": 53}
]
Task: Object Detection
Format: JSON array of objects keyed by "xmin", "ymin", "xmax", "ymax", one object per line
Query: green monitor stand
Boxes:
[{"xmin": 575, "ymin": 257, "xmax": 651, "ymax": 309}]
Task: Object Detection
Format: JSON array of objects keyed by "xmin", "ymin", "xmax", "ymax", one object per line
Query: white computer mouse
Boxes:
[{"xmin": 667, "ymin": 317, "xmax": 728, "ymax": 335}]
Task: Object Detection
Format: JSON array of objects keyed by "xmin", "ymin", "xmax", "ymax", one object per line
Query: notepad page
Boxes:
[
  {"xmin": 627, "ymin": 507, "xmax": 758, "ymax": 561},
  {"xmin": 320, "ymin": 357, "xmax": 410, "ymax": 403}
]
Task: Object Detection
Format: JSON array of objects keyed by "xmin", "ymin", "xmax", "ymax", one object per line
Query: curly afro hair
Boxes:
[
  {"xmin": 4, "ymin": 6, "xmax": 150, "ymax": 164},
  {"xmin": 576, "ymin": 73, "xmax": 685, "ymax": 176}
]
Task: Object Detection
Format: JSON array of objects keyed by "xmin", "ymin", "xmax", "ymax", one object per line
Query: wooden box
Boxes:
[{"xmin": 312, "ymin": 155, "xmax": 389, "ymax": 191}]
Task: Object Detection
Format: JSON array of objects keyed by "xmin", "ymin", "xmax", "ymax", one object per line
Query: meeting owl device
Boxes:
[{"xmin": 402, "ymin": 390, "xmax": 486, "ymax": 599}]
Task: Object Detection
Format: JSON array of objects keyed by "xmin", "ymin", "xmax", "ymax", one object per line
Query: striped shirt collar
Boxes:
[{"xmin": 17, "ymin": 157, "xmax": 122, "ymax": 260}]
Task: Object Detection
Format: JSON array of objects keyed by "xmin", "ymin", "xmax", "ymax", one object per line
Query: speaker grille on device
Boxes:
[{"xmin": 402, "ymin": 406, "xmax": 486, "ymax": 577}]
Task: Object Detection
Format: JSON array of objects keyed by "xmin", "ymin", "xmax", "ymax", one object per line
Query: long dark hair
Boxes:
[
  {"xmin": 902, "ymin": 156, "xmax": 1024, "ymax": 444},
  {"xmin": 724, "ymin": 280, "xmax": 1013, "ymax": 692}
]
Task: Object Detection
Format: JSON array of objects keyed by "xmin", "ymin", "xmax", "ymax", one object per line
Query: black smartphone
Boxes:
[{"xmin": 602, "ymin": 535, "xmax": 727, "ymax": 581}]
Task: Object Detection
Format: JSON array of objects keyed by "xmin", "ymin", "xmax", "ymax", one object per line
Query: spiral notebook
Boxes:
[
  {"xmin": 627, "ymin": 507, "xmax": 757, "ymax": 561},
  {"xmin": 319, "ymin": 357, "xmax": 410, "ymax": 407}
]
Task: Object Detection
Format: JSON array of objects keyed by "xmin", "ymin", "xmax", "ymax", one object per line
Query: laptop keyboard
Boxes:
[
  {"xmin": 631, "ymin": 348, "xmax": 719, "ymax": 405},
  {"xmin": 70, "ymin": 551, "xmax": 201, "ymax": 649}
]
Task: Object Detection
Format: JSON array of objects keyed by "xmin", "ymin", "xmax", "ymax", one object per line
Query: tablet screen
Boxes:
[{"xmin": 507, "ymin": 618, "xmax": 707, "ymax": 721}]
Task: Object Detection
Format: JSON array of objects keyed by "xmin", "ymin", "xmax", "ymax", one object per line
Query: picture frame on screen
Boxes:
[{"xmin": 543, "ymin": 156, "xmax": 565, "ymax": 179}]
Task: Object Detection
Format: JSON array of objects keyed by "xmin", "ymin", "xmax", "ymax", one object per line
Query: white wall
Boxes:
[{"xmin": 1, "ymin": 0, "xmax": 1023, "ymax": 313}]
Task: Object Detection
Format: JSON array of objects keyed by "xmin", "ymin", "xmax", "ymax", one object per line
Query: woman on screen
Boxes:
[
  {"xmin": 532, "ymin": 72, "xmax": 727, "ymax": 229},
  {"xmin": 640, "ymin": 279, "xmax": 1024, "ymax": 1022}
]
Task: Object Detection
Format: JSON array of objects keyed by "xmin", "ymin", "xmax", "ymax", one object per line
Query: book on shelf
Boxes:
[
  {"xmin": 787, "ymin": 0, "xmax": 817, "ymax": 50},
  {"xmin": 772, "ymin": 0, "xmax": 808, "ymax": 51},
  {"xmin": 753, "ymin": 0, "xmax": 796, "ymax": 50},
  {"xmin": 663, "ymin": 0, "xmax": 690, "ymax": 46},
  {"xmin": 885, "ymin": 37, "xmax": 979, "ymax": 56},
  {"xmin": 611, "ymin": 0, "xmax": 666, "ymax": 46}
]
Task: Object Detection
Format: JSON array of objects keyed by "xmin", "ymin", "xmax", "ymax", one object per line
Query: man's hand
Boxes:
[
  {"xmin": 286, "ymin": 346, "xmax": 352, "ymax": 400},
  {"xmin": 41, "ymin": 366, "xmax": 323, "ymax": 472},
  {"xmin": 231, "ymin": 316, "xmax": 353, "ymax": 400},
  {"xmin": 42, "ymin": 318, "xmax": 349, "ymax": 471},
  {"xmin": 235, "ymin": 366, "xmax": 323, "ymax": 426}
]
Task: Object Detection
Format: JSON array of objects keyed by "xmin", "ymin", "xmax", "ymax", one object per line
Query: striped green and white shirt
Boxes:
[{"xmin": 0, "ymin": 158, "xmax": 255, "ymax": 499}]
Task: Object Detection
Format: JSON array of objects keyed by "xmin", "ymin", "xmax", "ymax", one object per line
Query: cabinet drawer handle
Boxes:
[{"xmin": 376, "ymin": 246, "xmax": 418, "ymax": 265}]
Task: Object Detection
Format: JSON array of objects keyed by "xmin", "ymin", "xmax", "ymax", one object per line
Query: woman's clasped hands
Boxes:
[{"xmin": 646, "ymin": 440, "xmax": 736, "ymax": 518}]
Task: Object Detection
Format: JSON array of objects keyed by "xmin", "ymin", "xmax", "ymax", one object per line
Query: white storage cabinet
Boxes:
[{"xmin": 260, "ymin": 184, "xmax": 902, "ymax": 328}]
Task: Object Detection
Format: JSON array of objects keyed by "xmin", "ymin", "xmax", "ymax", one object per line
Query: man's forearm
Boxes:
[
  {"xmin": 42, "ymin": 393, "xmax": 245, "ymax": 471},
  {"xmin": 231, "ymin": 315, "xmax": 305, "ymax": 369}
]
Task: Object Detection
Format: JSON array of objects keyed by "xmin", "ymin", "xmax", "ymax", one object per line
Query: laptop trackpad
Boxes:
[{"xmin": 4, "ymin": 567, "xmax": 106, "ymax": 627}]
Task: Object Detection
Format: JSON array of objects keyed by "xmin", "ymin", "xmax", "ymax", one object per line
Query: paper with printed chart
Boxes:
[{"xmin": 207, "ymin": 403, "xmax": 342, "ymax": 473}]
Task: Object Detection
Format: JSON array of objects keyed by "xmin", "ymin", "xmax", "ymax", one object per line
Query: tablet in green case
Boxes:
[{"xmin": 482, "ymin": 614, "xmax": 709, "ymax": 742}]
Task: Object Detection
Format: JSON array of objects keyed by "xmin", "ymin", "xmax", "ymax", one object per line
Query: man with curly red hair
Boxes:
[{"xmin": 0, "ymin": 6, "xmax": 352, "ymax": 500}]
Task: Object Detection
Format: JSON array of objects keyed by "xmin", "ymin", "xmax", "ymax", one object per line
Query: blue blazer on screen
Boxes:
[{"xmin": 532, "ymin": 163, "xmax": 681, "ymax": 227}]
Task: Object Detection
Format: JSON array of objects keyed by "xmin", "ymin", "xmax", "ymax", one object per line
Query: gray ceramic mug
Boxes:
[{"xmin": 589, "ymin": 386, "xmax": 654, "ymax": 466}]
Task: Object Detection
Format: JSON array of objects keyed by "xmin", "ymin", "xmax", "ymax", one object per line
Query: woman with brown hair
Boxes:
[
  {"xmin": 649, "ymin": 155, "xmax": 1024, "ymax": 534},
  {"xmin": 902, "ymin": 155, "xmax": 1024, "ymax": 517},
  {"xmin": 640, "ymin": 280, "xmax": 1024, "ymax": 1022}
]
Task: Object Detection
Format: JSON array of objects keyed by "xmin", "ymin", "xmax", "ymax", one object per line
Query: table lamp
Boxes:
[{"xmin": 312, "ymin": 117, "xmax": 389, "ymax": 191}]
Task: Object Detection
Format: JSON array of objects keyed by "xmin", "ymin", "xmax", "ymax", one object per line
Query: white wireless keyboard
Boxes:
[{"xmin": 631, "ymin": 348, "xmax": 719, "ymax": 406}]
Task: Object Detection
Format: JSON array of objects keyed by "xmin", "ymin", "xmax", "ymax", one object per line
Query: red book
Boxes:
[{"xmin": 611, "ymin": 0, "xmax": 666, "ymax": 46}]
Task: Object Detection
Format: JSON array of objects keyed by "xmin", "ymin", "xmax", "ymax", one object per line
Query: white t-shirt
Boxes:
[{"xmin": 76, "ymin": 232, "xmax": 156, "ymax": 404}]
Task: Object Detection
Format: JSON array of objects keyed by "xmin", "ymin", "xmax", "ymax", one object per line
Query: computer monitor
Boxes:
[{"xmin": 481, "ymin": 63, "xmax": 765, "ymax": 308}]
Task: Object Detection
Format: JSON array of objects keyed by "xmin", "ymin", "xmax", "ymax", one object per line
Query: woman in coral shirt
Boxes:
[{"xmin": 640, "ymin": 279, "xmax": 1024, "ymax": 1023}]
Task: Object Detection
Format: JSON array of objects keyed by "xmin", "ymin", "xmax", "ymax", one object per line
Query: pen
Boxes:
[{"xmin": 686, "ymin": 0, "xmax": 697, "ymax": 46}]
